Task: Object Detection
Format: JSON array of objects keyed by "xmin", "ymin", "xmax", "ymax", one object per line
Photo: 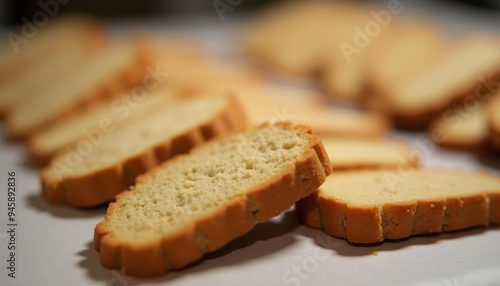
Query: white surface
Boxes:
[{"xmin": 1, "ymin": 3, "xmax": 500, "ymax": 285}]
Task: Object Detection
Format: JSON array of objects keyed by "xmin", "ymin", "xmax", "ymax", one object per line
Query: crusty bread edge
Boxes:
[
  {"xmin": 297, "ymin": 169, "xmax": 500, "ymax": 244},
  {"xmin": 40, "ymin": 96, "xmax": 248, "ymax": 207},
  {"xmin": 93, "ymin": 122, "xmax": 332, "ymax": 276}
]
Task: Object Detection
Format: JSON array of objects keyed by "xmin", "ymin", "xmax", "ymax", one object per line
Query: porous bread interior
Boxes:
[
  {"xmin": 321, "ymin": 169, "xmax": 500, "ymax": 206},
  {"xmin": 9, "ymin": 39, "xmax": 141, "ymax": 132},
  {"xmin": 321, "ymin": 138, "xmax": 414, "ymax": 167},
  {"xmin": 32, "ymin": 90, "xmax": 178, "ymax": 153},
  {"xmin": 105, "ymin": 125, "xmax": 311, "ymax": 242},
  {"xmin": 49, "ymin": 96, "xmax": 227, "ymax": 176}
]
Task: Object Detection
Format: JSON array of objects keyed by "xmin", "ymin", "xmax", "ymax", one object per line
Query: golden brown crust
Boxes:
[
  {"xmin": 5, "ymin": 36, "xmax": 156, "ymax": 141},
  {"xmin": 297, "ymin": 170, "xmax": 500, "ymax": 244},
  {"xmin": 93, "ymin": 122, "xmax": 332, "ymax": 276},
  {"xmin": 40, "ymin": 96, "xmax": 248, "ymax": 208}
]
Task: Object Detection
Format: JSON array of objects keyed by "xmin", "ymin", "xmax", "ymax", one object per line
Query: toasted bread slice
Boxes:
[
  {"xmin": 366, "ymin": 20, "xmax": 446, "ymax": 97},
  {"xmin": 94, "ymin": 122, "xmax": 331, "ymax": 276},
  {"xmin": 28, "ymin": 89, "xmax": 183, "ymax": 165},
  {"xmin": 231, "ymin": 85, "xmax": 390, "ymax": 138},
  {"xmin": 429, "ymin": 102, "xmax": 488, "ymax": 152},
  {"xmin": 321, "ymin": 138, "xmax": 420, "ymax": 170},
  {"xmin": 5, "ymin": 37, "xmax": 155, "ymax": 140},
  {"xmin": 373, "ymin": 35, "xmax": 500, "ymax": 129},
  {"xmin": 0, "ymin": 42, "xmax": 101, "ymax": 118},
  {"xmin": 0, "ymin": 15, "xmax": 105, "ymax": 84},
  {"xmin": 40, "ymin": 96, "xmax": 247, "ymax": 207},
  {"xmin": 297, "ymin": 169, "xmax": 500, "ymax": 244}
]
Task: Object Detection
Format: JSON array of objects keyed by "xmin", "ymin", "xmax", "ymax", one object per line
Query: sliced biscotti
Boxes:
[
  {"xmin": 162, "ymin": 58, "xmax": 262, "ymax": 96},
  {"xmin": 40, "ymin": 96, "xmax": 247, "ymax": 208},
  {"xmin": 5, "ymin": 36, "xmax": 155, "ymax": 140},
  {"xmin": 365, "ymin": 20, "xmax": 446, "ymax": 97},
  {"xmin": 371, "ymin": 35, "xmax": 500, "ymax": 129},
  {"xmin": 28, "ymin": 89, "xmax": 183, "ymax": 165},
  {"xmin": 321, "ymin": 138, "xmax": 420, "ymax": 170},
  {"xmin": 231, "ymin": 85, "xmax": 390, "ymax": 138},
  {"xmin": 487, "ymin": 92, "xmax": 500, "ymax": 151},
  {"xmin": 241, "ymin": 0, "xmax": 333, "ymax": 76},
  {"xmin": 0, "ymin": 41, "xmax": 102, "ymax": 118},
  {"xmin": 297, "ymin": 169, "xmax": 500, "ymax": 244},
  {"xmin": 429, "ymin": 103, "xmax": 488, "ymax": 152},
  {"xmin": 0, "ymin": 15, "xmax": 105, "ymax": 84},
  {"xmin": 94, "ymin": 122, "xmax": 332, "ymax": 276}
]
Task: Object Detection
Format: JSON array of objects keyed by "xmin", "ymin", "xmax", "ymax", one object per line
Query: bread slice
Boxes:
[
  {"xmin": 28, "ymin": 89, "xmax": 182, "ymax": 165},
  {"xmin": 365, "ymin": 20, "xmax": 446, "ymax": 97},
  {"xmin": 231, "ymin": 85, "xmax": 390, "ymax": 138},
  {"xmin": 40, "ymin": 96, "xmax": 247, "ymax": 207},
  {"xmin": 321, "ymin": 138, "xmax": 420, "ymax": 170},
  {"xmin": 0, "ymin": 41, "xmax": 102, "ymax": 118},
  {"xmin": 0, "ymin": 15, "xmax": 105, "ymax": 85},
  {"xmin": 5, "ymin": 37, "xmax": 154, "ymax": 140},
  {"xmin": 161, "ymin": 58, "xmax": 262, "ymax": 96},
  {"xmin": 371, "ymin": 35, "xmax": 500, "ymax": 129},
  {"xmin": 429, "ymin": 103, "xmax": 488, "ymax": 152},
  {"xmin": 297, "ymin": 169, "xmax": 500, "ymax": 244},
  {"xmin": 94, "ymin": 122, "xmax": 332, "ymax": 276},
  {"xmin": 241, "ymin": 0, "xmax": 333, "ymax": 76},
  {"xmin": 487, "ymin": 92, "xmax": 500, "ymax": 151}
]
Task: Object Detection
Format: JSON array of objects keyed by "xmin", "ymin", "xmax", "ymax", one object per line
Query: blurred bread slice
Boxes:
[
  {"xmin": 371, "ymin": 35, "xmax": 500, "ymax": 129},
  {"xmin": 0, "ymin": 15, "xmax": 105, "ymax": 84},
  {"xmin": 429, "ymin": 103, "xmax": 488, "ymax": 152},
  {"xmin": 40, "ymin": 96, "xmax": 247, "ymax": 207},
  {"xmin": 297, "ymin": 169, "xmax": 500, "ymax": 244},
  {"xmin": 5, "ymin": 37, "xmax": 155, "ymax": 140},
  {"xmin": 241, "ymin": 0, "xmax": 333, "ymax": 76},
  {"xmin": 321, "ymin": 138, "xmax": 419, "ymax": 170},
  {"xmin": 487, "ymin": 92, "xmax": 500, "ymax": 151},
  {"xmin": 231, "ymin": 85, "xmax": 390, "ymax": 138},
  {"xmin": 161, "ymin": 58, "xmax": 262, "ymax": 96},
  {"xmin": 28, "ymin": 89, "xmax": 182, "ymax": 165},
  {"xmin": 366, "ymin": 20, "xmax": 446, "ymax": 97},
  {"xmin": 0, "ymin": 43, "xmax": 101, "ymax": 118}
]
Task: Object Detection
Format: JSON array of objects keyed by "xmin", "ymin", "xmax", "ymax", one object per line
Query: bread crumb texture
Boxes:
[{"xmin": 106, "ymin": 124, "xmax": 312, "ymax": 242}]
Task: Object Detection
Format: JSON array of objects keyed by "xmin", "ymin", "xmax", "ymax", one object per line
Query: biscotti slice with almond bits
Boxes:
[
  {"xmin": 297, "ymin": 169, "xmax": 500, "ymax": 244},
  {"xmin": 94, "ymin": 122, "xmax": 331, "ymax": 276},
  {"xmin": 40, "ymin": 95, "xmax": 246, "ymax": 208}
]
